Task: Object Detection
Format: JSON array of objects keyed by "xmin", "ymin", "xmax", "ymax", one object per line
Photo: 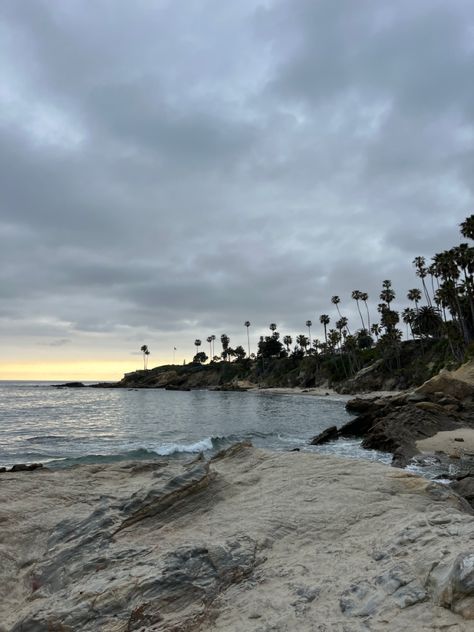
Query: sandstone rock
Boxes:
[
  {"xmin": 415, "ymin": 361, "xmax": 474, "ymax": 402},
  {"xmin": 435, "ymin": 553, "xmax": 474, "ymax": 619},
  {"xmin": 451, "ymin": 476, "xmax": 474, "ymax": 508},
  {"xmin": 2, "ymin": 448, "xmax": 474, "ymax": 631}
]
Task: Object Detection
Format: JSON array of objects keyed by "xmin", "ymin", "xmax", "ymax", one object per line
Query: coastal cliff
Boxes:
[
  {"xmin": 1, "ymin": 444, "xmax": 474, "ymax": 631},
  {"xmin": 110, "ymin": 339, "xmax": 456, "ymax": 394}
]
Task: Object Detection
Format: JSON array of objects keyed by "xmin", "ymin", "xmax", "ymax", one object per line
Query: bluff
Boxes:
[{"xmin": 113, "ymin": 339, "xmax": 456, "ymax": 393}]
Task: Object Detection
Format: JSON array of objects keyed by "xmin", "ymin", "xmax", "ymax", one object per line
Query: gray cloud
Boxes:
[{"xmin": 0, "ymin": 0, "xmax": 473, "ymax": 369}]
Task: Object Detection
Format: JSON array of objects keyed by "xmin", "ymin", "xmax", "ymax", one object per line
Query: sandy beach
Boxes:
[{"xmin": 417, "ymin": 428, "xmax": 474, "ymax": 458}]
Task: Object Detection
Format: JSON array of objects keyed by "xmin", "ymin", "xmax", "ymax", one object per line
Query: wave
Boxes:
[
  {"xmin": 19, "ymin": 430, "xmax": 285, "ymax": 469},
  {"xmin": 153, "ymin": 437, "xmax": 214, "ymax": 456}
]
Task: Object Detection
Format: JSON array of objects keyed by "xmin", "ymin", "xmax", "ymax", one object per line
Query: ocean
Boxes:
[{"xmin": 0, "ymin": 381, "xmax": 392, "ymax": 468}]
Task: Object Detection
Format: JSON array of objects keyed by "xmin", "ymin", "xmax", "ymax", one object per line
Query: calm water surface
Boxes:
[{"xmin": 0, "ymin": 381, "xmax": 391, "ymax": 467}]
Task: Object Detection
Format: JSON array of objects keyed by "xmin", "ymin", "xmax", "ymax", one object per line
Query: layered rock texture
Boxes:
[
  {"xmin": 330, "ymin": 361, "xmax": 474, "ymax": 468},
  {"xmin": 1, "ymin": 444, "xmax": 474, "ymax": 631}
]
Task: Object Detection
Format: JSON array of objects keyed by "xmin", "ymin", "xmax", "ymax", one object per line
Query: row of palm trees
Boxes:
[{"xmin": 142, "ymin": 215, "xmax": 473, "ymax": 368}]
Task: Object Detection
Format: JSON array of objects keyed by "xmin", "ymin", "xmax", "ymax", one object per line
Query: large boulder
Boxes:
[{"xmin": 415, "ymin": 361, "xmax": 474, "ymax": 402}]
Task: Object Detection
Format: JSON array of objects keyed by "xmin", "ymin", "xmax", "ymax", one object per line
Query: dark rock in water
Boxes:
[
  {"xmin": 290, "ymin": 448, "xmax": 300, "ymax": 452},
  {"xmin": 309, "ymin": 426, "xmax": 339, "ymax": 445},
  {"xmin": 455, "ymin": 437, "xmax": 465, "ymax": 442},
  {"xmin": 345, "ymin": 397, "xmax": 381, "ymax": 414},
  {"xmin": 53, "ymin": 381, "xmax": 86, "ymax": 388},
  {"xmin": 165, "ymin": 384, "xmax": 191, "ymax": 391},
  {"xmin": 10, "ymin": 463, "xmax": 44, "ymax": 472},
  {"xmin": 0, "ymin": 467, "xmax": 6, "ymax": 473}
]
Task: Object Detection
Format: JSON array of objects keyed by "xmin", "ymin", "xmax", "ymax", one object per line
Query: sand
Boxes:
[{"xmin": 416, "ymin": 428, "xmax": 474, "ymax": 458}]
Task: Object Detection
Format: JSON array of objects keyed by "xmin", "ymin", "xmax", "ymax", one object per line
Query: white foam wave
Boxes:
[{"xmin": 153, "ymin": 437, "xmax": 214, "ymax": 456}]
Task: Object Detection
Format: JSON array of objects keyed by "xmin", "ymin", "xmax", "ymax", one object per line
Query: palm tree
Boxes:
[
  {"xmin": 140, "ymin": 345, "xmax": 149, "ymax": 370},
  {"xmin": 331, "ymin": 296, "xmax": 342, "ymax": 318},
  {"xmin": 402, "ymin": 307, "xmax": 415, "ymax": 339},
  {"xmin": 194, "ymin": 339, "xmax": 201, "ymax": 360},
  {"xmin": 221, "ymin": 334, "xmax": 230, "ymax": 361},
  {"xmin": 370, "ymin": 323, "xmax": 381, "ymax": 341},
  {"xmin": 351, "ymin": 290, "xmax": 365, "ymax": 329},
  {"xmin": 210, "ymin": 334, "xmax": 216, "ymax": 358},
  {"xmin": 206, "ymin": 336, "xmax": 213, "ymax": 361},
  {"xmin": 360, "ymin": 292, "xmax": 370, "ymax": 330},
  {"xmin": 407, "ymin": 288, "xmax": 422, "ymax": 315},
  {"xmin": 305, "ymin": 320, "xmax": 312, "ymax": 348},
  {"xmin": 319, "ymin": 314, "xmax": 330, "ymax": 345},
  {"xmin": 244, "ymin": 321, "xmax": 251, "ymax": 357},
  {"xmin": 413, "ymin": 256, "xmax": 432, "ymax": 306},
  {"xmin": 460, "ymin": 214, "xmax": 474, "ymax": 240},
  {"xmin": 296, "ymin": 334, "xmax": 308, "ymax": 353},
  {"xmin": 413, "ymin": 306, "xmax": 443, "ymax": 339},
  {"xmin": 269, "ymin": 323, "xmax": 277, "ymax": 333},
  {"xmin": 380, "ymin": 280, "xmax": 395, "ymax": 307},
  {"xmin": 283, "ymin": 335, "xmax": 292, "ymax": 353},
  {"xmin": 336, "ymin": 317, "xmax": 349, "ymax": 339}
]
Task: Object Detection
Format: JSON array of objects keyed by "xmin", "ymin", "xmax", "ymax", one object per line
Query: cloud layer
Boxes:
[{"xmin": 1, "ymin": 0, "xmax": 473, "ymax": 370}]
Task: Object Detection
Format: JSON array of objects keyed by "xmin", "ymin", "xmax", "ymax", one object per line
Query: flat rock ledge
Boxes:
[{"xmin": 1, "ymin": 444, "xmax": 474, "ymax": 631}]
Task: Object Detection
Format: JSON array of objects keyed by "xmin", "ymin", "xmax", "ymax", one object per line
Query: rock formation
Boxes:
[{"xmin": 1, "ymin": 444, "xmax": 474, "ymax": 630}]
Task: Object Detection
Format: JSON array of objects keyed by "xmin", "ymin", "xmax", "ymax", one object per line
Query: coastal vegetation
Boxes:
[
  {"xmin": 136, "ymin": 214, "xmax": 467, "ymax": 389},
  {"xmin": 132, "ymin": 215, "xmax": 473, "ymax": 391}
]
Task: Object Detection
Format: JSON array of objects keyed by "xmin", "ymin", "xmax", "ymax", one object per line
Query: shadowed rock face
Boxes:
[{"xmin": 1, "ymin": 446, "xmax": 474, "ymax": 631}]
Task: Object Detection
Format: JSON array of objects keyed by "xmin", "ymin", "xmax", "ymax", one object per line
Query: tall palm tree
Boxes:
[
  {"xmin": 402, "ymin": 307, "xmax": 415, "ymax": 339},
  {"xmin": 379, "ymin": 280, "xmax": 395, "ymax": 307},
  {"xmin": 221, "ymin": 334, "xmax": 230, "ymax": 361},
  {"xmin": 206, "ymin": 336, "xmax": 213, "ymax": 361},
  {"xmin": 140, "ymin": 345, "xmax": 149, "ymax": 370},
  {"xmin": 319, "ymin": 314, "xmax": 330, "ymax": 345},
  {"xmin": 360, "ymin": 292, "xmax": 370, "ymax": 330},
  {"xmin": 407, "ymin": 288, "xmax": 422, "ymax": 315},
  {"xmin": 210, "ymin": 334, "xmax": 216, "ymax": 358},
  {"xmin": 283, "ymin": 335, "xmax": 292, "ymax": 353},
  {"xmin": 269, "ymin": 323, "xmax": 277, "ymax": 333},
  {"xmin": 331, "ymin": 296, "xmax": 342, "ymax": 318},
  {"xmin": 305, "ymin": 320, "xmax": 312, "ymax": 348},
  {"xmin": 244, "ymin": 321, "xmax": 251, "ymax": 357},
  {"xmin": 413, "ymin": 256, "xmax": 432, "ymax": 306},
  {"xmin": 194, "ymin": 339, "xmax": 201, "ymax": 360},
  {"xmin": 351, "ymin": 290, "xmax": 365, "ymax": 329}
]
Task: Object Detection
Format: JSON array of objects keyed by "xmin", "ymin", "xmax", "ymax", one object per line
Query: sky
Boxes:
[{"xmin": 1, "ymin": 0, "xmax": 473, "ymax": 380}]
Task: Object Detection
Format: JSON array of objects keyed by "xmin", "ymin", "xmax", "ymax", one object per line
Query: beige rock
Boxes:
[
  {"xmin": 415, "ymin": 360, "xmax": 474, "ymax": 401},
  {"xmin": 1, "ymin": 447, "xmax": 474, "ymax": 631}
]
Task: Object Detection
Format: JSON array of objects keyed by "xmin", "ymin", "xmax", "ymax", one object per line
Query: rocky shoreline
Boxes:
[{"xmin": 1, "ymin": 442, "xmax": 474, "ymax": 630}]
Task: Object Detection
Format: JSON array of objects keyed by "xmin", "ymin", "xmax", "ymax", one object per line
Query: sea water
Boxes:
[{"xmin": 0, "ymin": 381, "xmax": 392, "ymax": 468}]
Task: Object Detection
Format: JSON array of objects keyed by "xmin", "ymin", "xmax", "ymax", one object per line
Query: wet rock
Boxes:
[
  {"xmin": 10, "ymin": 463, "xmax": 44, "ymax": 472},
  {"xmin": 53, "ymin": 382, "xmax": 86, "ymax": 388},
  {"xmin": 309, "ymin": 426, "xmax": 339, "ymax": 445}
]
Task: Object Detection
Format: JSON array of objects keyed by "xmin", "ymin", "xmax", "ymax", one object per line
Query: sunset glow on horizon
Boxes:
[{"xmin": 0, "ymin": 358, "xmax": 175, "ymax": 382}]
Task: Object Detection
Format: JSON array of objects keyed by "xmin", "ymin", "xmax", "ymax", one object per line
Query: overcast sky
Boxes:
[{"xmin": 1, "ymin": 0, "xmax": 473, "ymax": 377}]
